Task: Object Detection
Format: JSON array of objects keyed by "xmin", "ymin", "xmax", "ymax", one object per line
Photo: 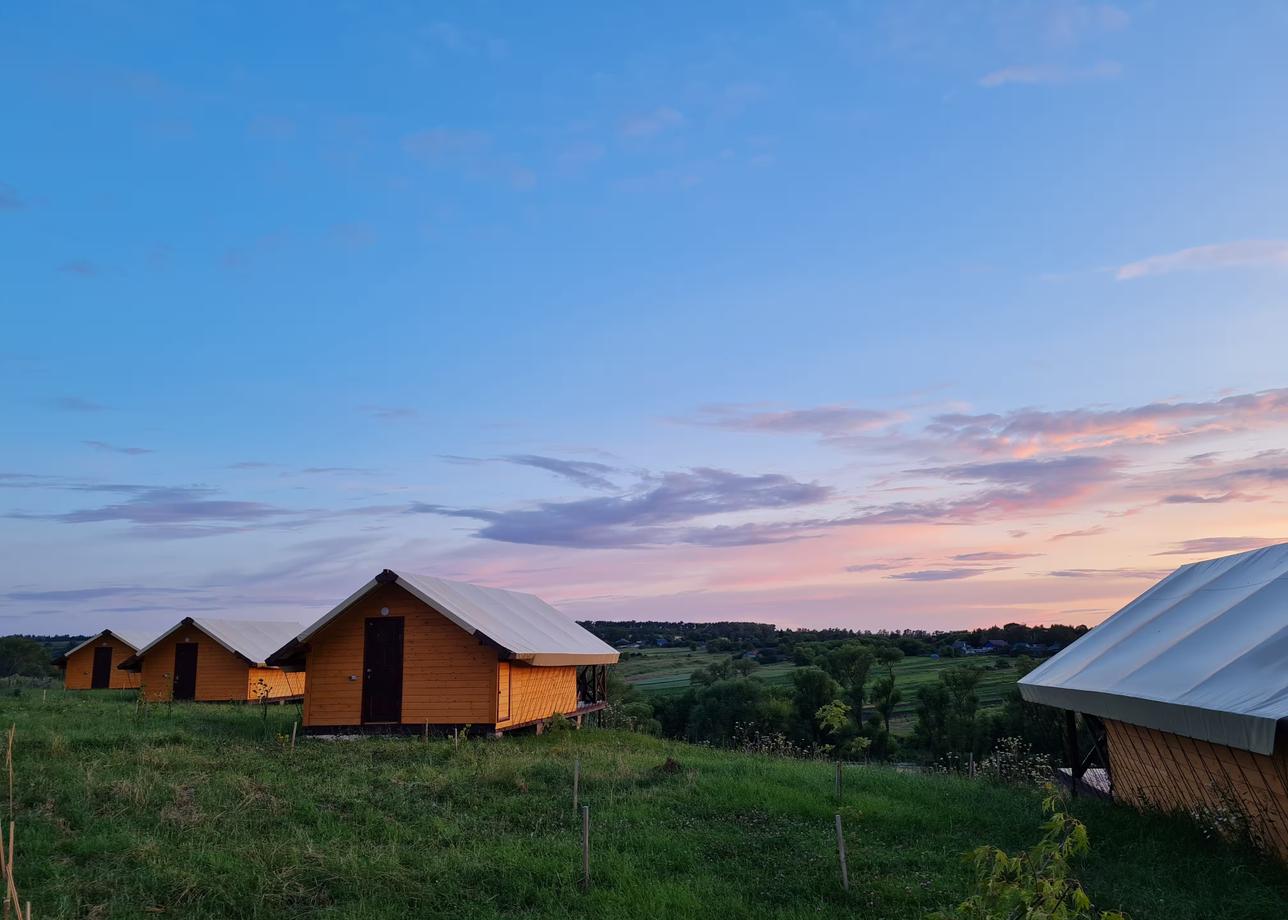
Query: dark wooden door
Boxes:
[
  {"xmin": 173, "ymin": 643, "xmax": 198, "ymax": 700},
  {"xmin": 362, "ymin": 617, "xmax": 404, "ymax": 724},
  {"xmin": 90, "ymin": 646, "xmax": 113, "ymax": 689}
]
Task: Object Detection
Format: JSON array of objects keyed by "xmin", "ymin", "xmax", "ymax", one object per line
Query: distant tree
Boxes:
[
  {"xmin": 686, "ymin": 678, "xmax": 789, "ymax": 745},
  {"xmin": 788, "ymin": 667, "xmax": 841, "ymax": 743},
  {"xmin": 875, "ymin": 645, "xmax": 904, "ymax": 677},
  {"xmin": 870, "ymin": 674, "xmax": 902, "ymax": 735},
  {"xmin": 817, "ymin": 643, "xmax": 876, "ymax": 720},
  {"xmin": 0, "ymin": 636, "xmax": 56, "ymax": 678}
]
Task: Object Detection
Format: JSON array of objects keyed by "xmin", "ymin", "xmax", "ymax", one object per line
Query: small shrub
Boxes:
[
  {"xmin": 977, "ymin": 737, "xmax": 1052, "ymax": 788},
  {"xmin": 929, "ymin": 789, "xmax": 1126, "ymax": 920},
  {"xmin": 545, "ymin": 712, "xmax": 573, "ymax": 735}
]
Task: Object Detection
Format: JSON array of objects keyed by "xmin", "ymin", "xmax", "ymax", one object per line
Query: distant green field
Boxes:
[{"xmin": 618, "ymin": 647, "xmax": 1020, "ymax": 733}]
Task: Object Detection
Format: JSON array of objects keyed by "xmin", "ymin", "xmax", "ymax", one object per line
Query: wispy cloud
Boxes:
[
  {"xmin": 1048, "ymin": 567, "xmax": 1171, "ymax": 579},
  {"xmin": 952, "ymin": 551, "xmax": 1042, "ymax": 561},
  {"xmin": 621, "ymin": 107, "xmax": 684, "ymax": 139},
  {"xmin": 927, "ymin": 387, "xmax": 1288, "ymax": 456},
  {"xmin": 45, "ymin": 396, "xmax": 108, "ymax": 412},
  {"xmin": 979, "ymin": 60, "xmax": 1121, "ymax": 88},
  {"xmin": 1116, "ymin": 240, "xmax": 1288, "ymax": 280},
  {"xmin": 1153, "ymin": 536, "xmax": 1285, "ymax": 556},
  {"xmin": 360, "ymin": 405, "xmax": 418, "ymax": 422},
  {"xmin": 502, "ymin": 455, "xmax": 620, "ymax": 491},
  {"xmin": 57, "ymin": 259, "xmax": 99, "ymax": 277},
  {"xmin": 1049, "ymin": 525, "xmax": 1109, "ymax": 541},
  {"xmin": 0, "ymin": 182, "xmax": 24, "ymax": 211},
  {"xmin": 411, "ymin": 466, "xmax": 831, "ymax": 548},
  {"xmin": 887, "ymin": 567, "xmax": 1006, "ymax": 582},
  {"xmin": 83, "ymin": 440, "xmax": 153, "ymax": 456},
  {"xmin": 689, "ymin": 404, "xmax": 897, "ymax": 437}
]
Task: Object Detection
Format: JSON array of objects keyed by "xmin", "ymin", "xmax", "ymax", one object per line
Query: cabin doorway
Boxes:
[
  {"xmin": 362, "ymin": 616, "xmax": 404, "ymax": 724},
  {"xmin": 173, "ymin": 643, "xmax": 198, "ymax": 700},
  {"xmin": 91, "ymin": 646, "xmax": 114, "ymax": 689}
]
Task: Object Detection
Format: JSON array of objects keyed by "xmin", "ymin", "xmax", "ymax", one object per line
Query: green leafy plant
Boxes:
[{"xmin": 930, "ymin": 789, "xmax": 1127, "ymax": 920}]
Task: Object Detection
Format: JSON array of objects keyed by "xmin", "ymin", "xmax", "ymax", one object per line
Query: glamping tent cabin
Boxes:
[
  {"xmin": 1019, "ymin": 542, "xmax": 1288, "ymax": 861},
  {"xmin": 120, "ymin": 617, "xmax": 306, "ymax": 702},
  {"xmin": 54, "ymin": 629, "xmax": 146, "ymax": 690},
  {"xmin": 266, "ymin": 570, "xmax": 619, "ymax": 734}
]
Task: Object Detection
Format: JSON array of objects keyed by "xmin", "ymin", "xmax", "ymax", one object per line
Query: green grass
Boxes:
[
  {"xmin": 5, "ymin": 691, "xmax": 1285, "ymax": 918},
  {"xmin": 619, "ymin": 649, "xmax": 1019, "ymax": 732}
]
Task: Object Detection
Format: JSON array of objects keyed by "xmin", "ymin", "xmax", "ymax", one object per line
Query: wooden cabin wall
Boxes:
[
  {"xmin": 1105, "ymin": 719, "xmax": 1288, "ymax": 862},
  {"xmin": 495, "ymin": 663, "xmax": 577, "ymax": 730},
  {"xmin": 247, "ymin": 667, "xmax": 305, "ymax": 700},
  {"xmin": 139, "ymin": 630, "xmax": 250, "ymax": 702},
  {"xmin": 302, "ymin": 584, "xmax": 496, "ymax": 727},
  {"xmin": 62, "ymin": 636, "xmax": 140, "ymax": 690}
]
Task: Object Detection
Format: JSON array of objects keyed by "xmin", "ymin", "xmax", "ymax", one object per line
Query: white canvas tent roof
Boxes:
[
  {"xmin": 268, "ymin": 570, "xmax": 619, "ymax": 666},
  {"xmin": 53, "ymin": 628, "xmax": 151, "ymax": 665},
  {"xmin": 1019, "ymin": 542, "xmax": 1288, "ymax": 755},
  {"xmin": 124, "ymin": 617, "xmax": 304, "ymax": 669}
]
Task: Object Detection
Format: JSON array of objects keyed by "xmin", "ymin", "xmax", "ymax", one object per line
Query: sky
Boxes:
[{"xmin": 3, "ymin": 2, "xmax": 1288, "ymax": 638}]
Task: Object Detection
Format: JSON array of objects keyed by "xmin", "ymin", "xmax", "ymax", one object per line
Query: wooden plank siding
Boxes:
[
  {"xmin": 302, "ymin": 583, "xmax": 498, "ymax": 728},
  {"xmin": 495, "ymin": 663, "xmax": 577, "ymax": 730},
  {"xmin": 138, "ymin": 627, "xmax": 299, "ymax": 702},
  {"xmin": 1105, "ymin": 719, "xmax": 1288, "ymax": 862},
  {"xmin": 248, "ymin": 667, "xmax": 306, "ymax": 700},
  {"xmin": 62, "ymin": 636, "xmax": 140, "ymax": 690}
]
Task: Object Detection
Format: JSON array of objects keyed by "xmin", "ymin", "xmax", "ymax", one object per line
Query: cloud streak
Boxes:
[
  {"xmin": 1116, "ymin": 240, "xmax": 1288, "ymax": 280},
  {"xmin": 411, "ymin": 467, "xmax": 831, "ymax": 548},
  {"xmin": 979, "ymin": 60, "xmax": 1120, "ymax": 88}
]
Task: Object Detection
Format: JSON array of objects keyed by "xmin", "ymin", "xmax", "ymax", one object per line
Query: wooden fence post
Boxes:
[
  {"xmin": 834, "ymin": 814, "xmax": 849, "ymax": 892},
  {"xmin": 573, "ymin": 757, "xmax": 580, "ymax": 811},
  {"xmin": 581, "ymin": 805, "xmax": 590, "ymax": 891}
]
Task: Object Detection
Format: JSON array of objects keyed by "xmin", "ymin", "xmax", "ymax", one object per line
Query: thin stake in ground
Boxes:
[
  {"xmin": 581, "ymin": 805, "xmax": 590, "ymax": 891},
  {"xmin": 834, "ymin": 814, "xmax": 849, "ymax": 891},
  {"xmin": 573, "ymin": 756, "xmax": 580, "ymax": 811}
]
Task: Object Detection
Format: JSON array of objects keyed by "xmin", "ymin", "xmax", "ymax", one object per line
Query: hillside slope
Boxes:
[{"xmin": 5, "ymin": 693, "xmax": 1286, "ymax": 918}]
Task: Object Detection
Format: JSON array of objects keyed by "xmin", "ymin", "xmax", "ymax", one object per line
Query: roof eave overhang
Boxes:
[{"xmin": 1019, "ymin": 680, "xmax": 1280, "ymax": 756}]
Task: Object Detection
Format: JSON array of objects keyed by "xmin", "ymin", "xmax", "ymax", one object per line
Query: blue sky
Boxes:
[{"xmin": 4, "ymin": 2, "xmax": 1288, "ymax": 636}]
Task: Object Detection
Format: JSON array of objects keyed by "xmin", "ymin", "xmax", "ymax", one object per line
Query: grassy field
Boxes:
[
  {"xmin": 4, "ymin": 691, "xmax": 1285, "ymax": 918},
  {"xmin": 618, "ymin": 648, "xmax": 1020, "ymax": 732}
]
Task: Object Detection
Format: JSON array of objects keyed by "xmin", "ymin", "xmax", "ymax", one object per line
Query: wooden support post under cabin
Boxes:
[
  {"xmin": 573, "ymin": 757, "xmax": 580, "ymax": 811},
  {"xmin": 968, "ymin": 752, "xmax": 975, "ymax": 778},
  {"xmin": 581, "ymin": 805, "xmax": 590, "ymax": 891},
  {"xmin": 834, "ymin": 814, "xmax": 849, "ymax": 891},
  {"xmin": 1064, "ymin": 710, "xmax": 1081, "ymax": 797},
  {"xmin": 423, "ymin": 720, "xmax": 428, "ymax": 743}
]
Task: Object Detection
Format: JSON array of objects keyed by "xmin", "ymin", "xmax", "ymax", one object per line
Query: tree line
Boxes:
[{"xmin": 606, "ymin": 638, "xmax": 1070, "ymax": 766}]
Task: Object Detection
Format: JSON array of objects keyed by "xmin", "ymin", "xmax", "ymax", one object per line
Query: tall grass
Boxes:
[{"xmin": 5, "ymin": 691, "xmax": 1286, "ymax": 919}]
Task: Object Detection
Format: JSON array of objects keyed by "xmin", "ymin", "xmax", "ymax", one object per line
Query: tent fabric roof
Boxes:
[
  {"xmin": 271, "ymin": 570, "xmax": 619, "ymax": 666},
  {"xmin": 127, "ymin": 617, "xmax": 304, "ymax": 668},
  {"xmin": 1019, "ymin": 542, "xmax": 1288, "ymax": 755},
  {"xmin": 52, "ymin": 628, "xmax": 150, "ymax": 665}
]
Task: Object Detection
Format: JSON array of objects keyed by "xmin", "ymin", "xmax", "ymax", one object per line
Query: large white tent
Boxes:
[{"xmin": 1019, "ymin": 541, "xmax": 1288, "ymax": 755}]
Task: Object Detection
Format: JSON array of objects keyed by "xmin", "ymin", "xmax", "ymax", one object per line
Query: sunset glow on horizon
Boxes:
[{"xmin": 3, "ymin": 3, "xmax": 1287, "ymax": 636}]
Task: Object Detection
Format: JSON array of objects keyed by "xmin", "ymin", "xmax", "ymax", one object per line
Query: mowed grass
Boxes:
[
  {"xmin": 619, "ymin": 649, "xmax": 1018, "ymax": 732},
  {"xmin": 6, "ymin": 691, "xmax": 1286, "ymax": 919}
]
